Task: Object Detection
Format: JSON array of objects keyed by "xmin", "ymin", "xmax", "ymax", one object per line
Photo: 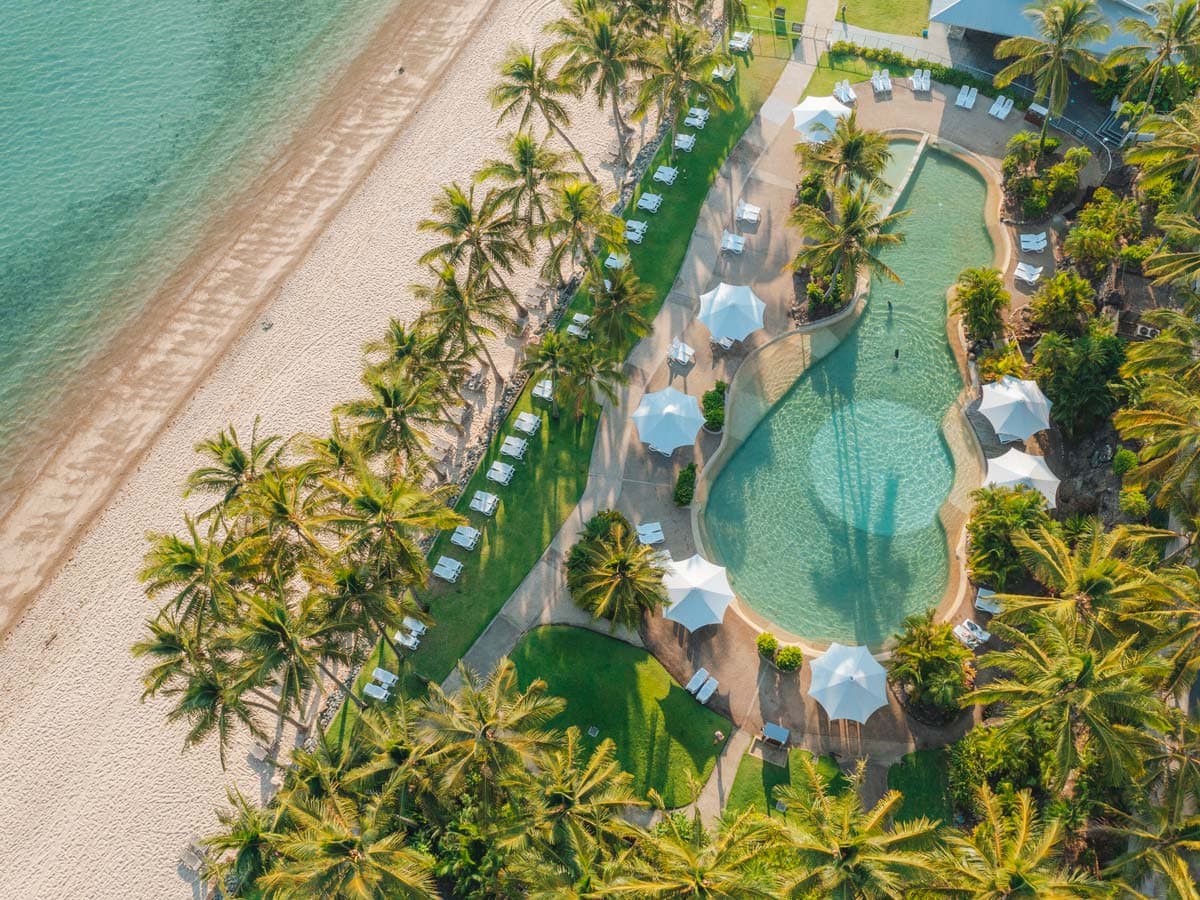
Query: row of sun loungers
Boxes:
[
  {"xmin": 685, "ymin": 667, "xmax": 719, "ymax": 704},
  {"xmin": 833, "ymin": 79, "xmax": 857, "ymax": 104},
  {"xmin": 954, "ymin": 85, "xmax": 978, "ymax": 109},
  {"xmin": 988, "ymin": 95, "xmax": 1015, "ymax": 120},
  {"xmin": 871, "ymin": 69, "xmax": 892, "ymax": 94},
  {"xmin": 1020, "ymin": 231, "xmax": 1047, "ymax": 252},
  {"xmin": 729, "ymin": 30, "xmax": 752, "ymax": 52},
  {"xmin": 684, "ymin": 106, "xmax": 710, "ymax": 129}
]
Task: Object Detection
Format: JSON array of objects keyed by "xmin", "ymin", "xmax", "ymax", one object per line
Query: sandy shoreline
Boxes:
[{"xmin": 0, "ymin": 0, "xmax": 629, "ymax": 892}]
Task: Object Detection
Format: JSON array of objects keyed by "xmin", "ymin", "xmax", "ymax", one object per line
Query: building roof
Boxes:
[{"xmin": 930, "ymin": 0, "xmax": 1151, "ymax": 54}]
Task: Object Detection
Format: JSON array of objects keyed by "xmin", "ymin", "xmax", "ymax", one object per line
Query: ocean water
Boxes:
[
  {"xmin": 0, "ymin": 0, "xmax": 396, "ymax": 468},
  {"xmin": 702, "ymin": 145, "xmax": 993, "ymax": 645}
]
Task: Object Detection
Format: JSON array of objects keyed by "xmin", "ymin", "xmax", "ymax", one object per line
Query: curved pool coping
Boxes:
[{"xmin": 691, "ymin": 128, "xmax": 1011, "ymax": 659}]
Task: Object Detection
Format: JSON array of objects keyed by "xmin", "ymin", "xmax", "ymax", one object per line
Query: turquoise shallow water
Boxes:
[
  {"xmin": 702, "ymin": 145, "xmax": 993, "ymax": 644},
  {"xmin": 0, "ymin": 0, "xmax": 395, "ymax": 463}
]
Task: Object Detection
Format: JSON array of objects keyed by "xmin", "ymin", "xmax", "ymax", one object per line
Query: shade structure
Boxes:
[
  {"xmin": 979, "ymin": 376, "xmax": 1052, "ymax": 443},
  {"xmin": 808, "ymin": 643, "xmax": 888, "ymax": 724},
  {"xmin": 698, "ymin": 283, "xmax": 766, "ymax": 343},
  {"xmin": 662, "ymin": 554, "xmax": 736, "ymax": 632},
  {"xmin": 984, "ymin": 448, "xmax": 1060, "ymax": 508},
  {"xmin": 631, "ymin": 387, "xmax": 704, "ymax": 453},
  {"xmin": 792, "ymin": 96, "xmax": 851, "ymax": 142}
]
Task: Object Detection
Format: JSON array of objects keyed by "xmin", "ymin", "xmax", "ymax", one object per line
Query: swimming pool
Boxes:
[{"xmin": 700, "ymin": 141, "xmax": 993, "ymax": 644}]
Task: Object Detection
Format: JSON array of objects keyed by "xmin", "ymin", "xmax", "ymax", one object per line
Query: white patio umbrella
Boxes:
[
  {"xmin": 631, "ymin": 387, "xmax": 704, "ymax": 454},
  {"xmin": 792, "ymin": 96, "xmax": 851, "ymax": 143},
  {"xmin": 698, "ymin": 283, "xmax": 766, "ymax": 343},
  {"xmin": 662, "ymin": 554, "xmax": 736, "ymax": 632},
  {"xmin": 979, "ymin": 376, "xmax": 1052, "ymax": 443},
  {"xmin": 984, "ymin": 448, "xmax": 1060, "ymax": 508},
  {"xmin": 808, "ymin": 642, "xmax": 888, "ymax": 724}
]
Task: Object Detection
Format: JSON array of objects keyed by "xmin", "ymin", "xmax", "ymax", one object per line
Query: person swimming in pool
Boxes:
[{"xmin": 894, "ymin": 348, "xmax": 900, "ymax": 359}]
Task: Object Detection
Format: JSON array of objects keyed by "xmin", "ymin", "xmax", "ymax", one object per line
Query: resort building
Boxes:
[{"xmin": 931, "ymin": 0, "xmax": 1151, "ymax": 53}]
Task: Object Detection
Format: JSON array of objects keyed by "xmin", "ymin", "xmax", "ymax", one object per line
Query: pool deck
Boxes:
[{"xmin": 445, "ymin": 63, "xmax": 1099, "ymax": 810}]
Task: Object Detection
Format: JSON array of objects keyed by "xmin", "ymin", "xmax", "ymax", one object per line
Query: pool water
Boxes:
[{"xmin": 701, "ymin": 144, "xmax": 993, "ymax": 644}]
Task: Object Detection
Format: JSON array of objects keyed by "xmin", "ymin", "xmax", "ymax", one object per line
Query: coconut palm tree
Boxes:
[
  {"xmin": 1109, "ymin": 0, "xmax": 1200, "ymax": 124},
  {"xmin": 561, "ymin": 342, "xmax": 628, "ymax": 419},
  {"xmin": 610, "ymin": 807, "xmax": 783, "ymax": 897},
  {"xmin": 1120, "ymin": 307, "xmax": 1200, "ymax": 386},
  {"xmin": 477, "ymin": 131, "xmax": 577, "ymax": 232},
  {"xmin": 633, "ymin": 23, "xmax": 731, "ymax": 162},
  {"xmin": 951, "ymin": 267, "xmax": 1011, "ymax": 342},
  {"xmin": 260, "ymin": 793, "xmax": 437, "ymax": 898},
  {"xmin": 1123, "ymin": 564, "xmax": 1200, "ymax": 692},
  {"xmin": 993, "ymin": 0, "xmax": 1111, "ymax": 155},
  {"xmin": 362, "ymin": 317, "xmax": 456, "ymax": 384},
  {"xmin": 798, "ymin": 111, "xmax": 893, "ymax": 197},
  {"xmin": 201, "ymin": 787, "xmax": 280, "ymax": 890},
  {"xmin": 522, "ymin": 330, "xmax": 574, "ymax": 419},
  {"xmin": 1127, "ymin": 99, "xmax": 1200, "ymax": 214},
  {"xmin": 491, "ymin": 45, "xmax": 598, "ymax": 183},
  {"xmin": 184, "ymin": 417, "xmax": 284, "ymax": 515},
  {"xmin": 239, "ymin": 465, "xmax": 331, "ymax": 564},
  {"xmin": 540, "ymin": 179, "xmax": 626, "ymax": 282},
  {"xmin": 315, "ymin": 562, "xmax": 425, "ymax": 665},
  {"xmin": 546, "ymin": 7, "xmax": 644, "ymax": 167},
  {"xmin": 966, "ymin": 617, "xmax": 1171, "ymax": 792},
  {"xmin": 132, "ymin": 610, "xmax": 206, "ymax": 701},
  {"xmin": 791, "ymin": 184, "xmax": 908, "ymax": 302},
  {"xmin": 419, "ymin": 657, "xmax": 565, "ymax": 814},
  {"xmin": 930, "ymin": 784, "xmax": 1108, "ymax": 897},
  {"xmin": 161, "ymin": 657, "xmax": 272, "ymax": 769},
  {"xmin": 1114, "ymin": 378, "xmax": 1200, "ymax": 507},
  {"xmin": 1103, "ymin": 763, "xmax": 1200, "ymax": 899},
  {"xmin": 775, "ymin": 756, "xmax": 940, "ymax": 898},
  {"xmin": 1143, "ymin": 212, "xmax": 1200, "ymax": 282},
  {"xmin": 588, "ymin": 268, "xmax": 654, "ymax": 349},
  {"xmin": 305, "ymin": 416, "xmax": 362, "ymax": 479},
  {"xmin": 343, "ymin": 702, "xmax": 434, "ymax": 813},
  {"xmin": 322, "ymin": 462, "xmax": 464, "ymax": 585},
  {"xmin": 412, "ymin": 261, "xmax": 514, "ymax": 382},
  {"xmin": 335, "ymin": 368, "xmax": 459, "ymax": 469},
  {"xmin": 888, "ymin": 609, "xmax": 973, "ymax": 718},
  {"xmin": 418, "ymin": 182, "xmax": 533, "ymax": 314},
  {"xmin": 566, "ymin": 521, "xmax": 665, "ymax": 628}
]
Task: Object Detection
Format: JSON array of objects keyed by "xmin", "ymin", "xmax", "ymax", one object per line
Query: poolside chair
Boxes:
[
  {"xmin": 685, "ymin": 667, "xmax": 710, "ymax": 694},
  {"xmin": 626, "ymin": 219, "xmax": 648, "ymax": 235},
  {"xmin": 720, "ymin": 230, "xmax": 745, "ymax": 254},
  {"xmin": 401, "ymin": 615, "xmax": 428, "ymax": 636},
  {"xmin": 669, "ymin": 337, "xmax": 695, "ymax": 366},
  {"xmin": 997, "ymin": 96, "xmax": 1014, "ymax": 120},
  {"xmin": 637, "ymin": 192, "xmax": 663, "ymax": 213},
  {"xmin": 637, "ymin": 522, "xmax": 665, "ymax": 545},
  {"xmin": 653, "ymin": 165, "xmax": 678, "ymax": 185},
  {"xmin": 710, "ymin": 335, "xmax": 735, "ymax": 351},
  {"xmin": 572, "ymin": 312, "xmax": 592, "ymax": 327},
  {"xmin": 674, "ymin": 133, "xmax": 696, "ymax": 152},
  {"xmin": 975, "ymin": 588, "xmax": 1002, "ymax": 615},
  {"xmin": 604, "ymin": 252, "xmax": 629, "ymax": 270},
  {"xmin": 920, "ymin": 69, "xmax": 932, "ymax": 91},
  {"xmin": 881, "ymin": 69, "xmax": 892, "ymax": 92},
  {"xmin": 963, "ymin": 86, "xmax": 978, "ymax": 109},
  {"xmin": 501, "ymin": 435, "xmax": 528, "ymax": 459},
  {"xmin": 373, "ymin": 667, "xmax": 399, "ymax": 688},
  {"xmin": 729, "ymin": 30, "xmax": 752, "ymax": 52},
  {"xmin": 684, "ymin": 112, "xmax": 707, "ymax": 129},
  {"xmin": 1014, "ymin": 262, "xmax": 1044, "ymax": 285},
  {"xmin": 566, "ymin": 322, "xmax": 590, "ymax": 339},
  {"xmin": 532, "ymin": 379, "xmax": 554, "ymax": 402},
  {"xmin": 470, "ymin": 489, "xmax": 499, "ymax": 515},
  {"xmin": 696, "ymin": 676, "xmax": 719, "ymax": 705},
  {"xmin": 625, "ymin": 227, "xmax": 643, "ymax": 244},
  {"xmin": 909, "ymin": 71, "xmax": 923, "ymax": 91},
  {"xmin": 712, "ymin": 63, "xmax": 736, "ymax": 82},
  {"xmin": 514, "ymin": 411, "xmax": 541, "ymax": 435},
  {"xmin": 736, "ymin": 200, "xmax": 761, "ymax": 224},
  {"xmin": 871, "ymin": 69, "xmax": 884, "ymax": 93},
  {"xmin": 395, "ymin": 630, "xmax": 420, "ymax": 650},
  {"xmin": 450, "ymin": 525, "xmax": 481, "ymax": 550},
  {"xmin": 179, "ymin": 844, "xmax": 203, "ymax": 874},
  {"xmin": 1020, "ymin": 231, "xmax": 1048, "ymax": 252},
  {"xmin": 487, "ymin": 461, "xmax": 515, "ymax": 484},
  {"xmin": 687, "ymin": 107, "xmax": 711, "ymax": 124},
  {"xmin": 433, "ymin": 556, "xmax": 464, "ymax": 583},
  {"xmin": 364, "ymin": 682, "xmax": 391, "ymax": 702},
  {"xmin": 648, "ymin": 444, "xmax": 674, "ymax": 457},
  {"xmin": 833, "ymin": 80, "xmax": 851, "ymax": 104},
  {"xmin": 954, "ymin": 84, "xmax": 970, "ymax": 107}
]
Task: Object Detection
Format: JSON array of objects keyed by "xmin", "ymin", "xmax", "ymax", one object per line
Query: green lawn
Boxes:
[
  {"xmin": 886, "ymin": 748, "xmax": 954, "ymax": 824},
  {"xmin": 510, "ymin": 626, "xmax": 731, "ymax": 807},
  {"xmin": 803, "ymin": 50, "xmax": 913, "ymax": 100},
  {"xmin": 844, "ymin": 0, "xmax": 930, "ymax": 37},
  {"xmin": 726, "ymin": 747, "xmax": 847, "ymax": 817}
]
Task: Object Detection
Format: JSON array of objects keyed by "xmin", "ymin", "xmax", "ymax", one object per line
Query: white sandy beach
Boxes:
[{"xmin": 0, "ymin": 0, "xmax": 640, "ymax": 893}]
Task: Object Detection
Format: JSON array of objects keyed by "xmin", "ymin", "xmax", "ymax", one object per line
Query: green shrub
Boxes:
[
  {"xmin": 978, "ymin": 342, "xmax": 1028, "ymax": 382},
  {"xmin": 967, "ymin": 485, "xmax": 1053, "ymax": 589},
  {"xmin": 774, "ymin": 645, "xmax": 803, "ymax": 671},
  {"xmin": 702, "ymin": 381, "xmax": 727, "ymax": 431},
  {"xmin": 1119, "ymin": 239, "xmax": 1156, "ymax": 274},
  {"xmin": 1076, "ymin": 187, "xmax": 1140, "ymax": 242},
  {"xmin": 952, "ymin": 267, "xmax": 1010, "ymax": 341},
  {"xmin": 948, "ymin": 725, "xmax": 1043, "ymax": 817},
  {"xmin": 806, "ymin": 280, "xmax": 825, "ymax": 305},
  {"xmin": 1022, "ymin": 186, "xmax": 1049, "ymax": 221},
  {"xmin": 1029, "ymin": 269, "xmax": 1096, "ymax": 336},
  {"xmin": 889, "ymin": 609, "xmax": 972, "ymax": 720},
  {"xmin": 1032, "ymin": 320, "xmax": 1125, "ymax": 437},
  {"xmin": 1063, "ymin": 225, "xmax": 1116, "ymax": 280},
  {"xmin": 1045, "ymin": 161, "xmax": 1081, "ymax": 204},
  {"xmin": 1120, "ymin": 487, "xmax": 1150, "ymax": 520},
  {"xmin": 674, "ymin": 463, "xmax": 697, "ymax": 506},
  {"xmin": 567, "ymin": 510, "xmax": 630, "ymax": 574},
  {"xmin": 1112, "ymin": 447, "xmax": 1138, "ymax": 476},
  {"xmin": 797, "ymin": 171, "xmax": 824, "ymax": 207},
  {"xmin": 756, "ymin": 631, "xmax": 778, "ymax": 658},
  {"xmin": 1006, "ymin": 131, "xmax": 1039, "ymax": 166}
]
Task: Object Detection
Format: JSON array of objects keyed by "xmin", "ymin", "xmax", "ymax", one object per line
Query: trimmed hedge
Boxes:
[
  {"xmin": 674, "ymin": 463, "xmax": 697, "ymax": 506},
  {"xmin": 702, "ymin": 381, "xmax": 728, "ymax": 430}
]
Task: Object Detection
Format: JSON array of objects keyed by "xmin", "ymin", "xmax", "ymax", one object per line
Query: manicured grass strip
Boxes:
[
  {"xmin": 845, "ymin": 0, "xmax": 930, "ymax": 38},
  {"xmin": 510, "ymin": 626, "xmax": 730, "ymax": 807},
  {"xmin": 725, "ymin": 747, "xmax": 847, "ymax": 817},
  {"xmin": 886, "ymin": 748, "xmax": 953, "ymax": 824},
  {"xmin": 802, "ymin": 50, "xmax": 913, "ymax": 100},
  {"xmin": 747, "ymin": 0, "xmax": 808, "ymax": 21}
]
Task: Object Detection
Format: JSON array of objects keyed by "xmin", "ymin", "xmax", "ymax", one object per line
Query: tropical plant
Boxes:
[
  {"xmin": 674, "ymin": 463, "xmax": 697, "ymax": 505},
  {"xmin": 566, "ymin": 520, "xmax": 666, "ymax": 628},
  {"xmin": 1032, "ymin": 320, "xmax": 1125, "ymax": 437},
  {"xmin": 1144, "ymin": 212, "xmax": 1200, "ymax": 282},
  {"xmin": 774, "ymin": 645, "xmax": 803, "ymax": 672},
  {"xmin": 540, "ymin": 179, "xmax": 626, "ymax": 282},
  {"xmin": 1127, "ymin": 97, "xmax": 1200, "ymax": 215},
  {"xmin": 561, "ymin": 341, "xmax": 628, "ymax": 419},
  {"xmin": 1110, "ymin": 0, "xmax": 1200, "ymax": 130},
  {"xmin": 413, "ymin": 261, "xmax": 514, "ymax": 381},
  {"xmin": 977, "ymin": 341, "xmax": 1029, "ymax": 383},
  {"xmin": 184, "ymin": 418, "xmax": 284, "ymax": 515},
  {"xmin": 966, "ymin": 485, "xmax": 1054, "ymax": 590},
  {"xmin": 1120, "ymin": 307, "xmax": 1200, "ymax": 386},
  {"xmin": 798, "ymin": 111, "xmax": 893, "ymax": 197},
  {"xmin": 588, "ymin": 267, "xmax": 654, "ymax": 348},
  {"xmin": 478, "ymin": 131, "xmax": 576, "ymax": 233},
  {"xmin": 1028, "ymin": 269, "xmax": 1096, "ymax": 335},
  {"xmin": 993, "ymin": 0, "xmax": 1111, "ymax": 154},
  {"xmin": 1115, "ymin": 377, "xmax": 1200, "ymax": 507},
  {"xmin": 790, "ymin": 183, "xmax": 909, "ymax": 302},
  {"xmin": 756, "ymin": 631, "xmax": 778, "ymax": 658},
  {"xmin": 335, "ymin": 368, "xmax": 459, "ymax": 468},
  {"xmin": 522, "ymin": 330, "xmax": 573, "ymax": 419},
  {"xmin": 951, "ymin": 267, "xmax": 1010, "ymax": 341},
  {"xmin": 889, "ymin": 609, "xmax": 972, "ymax": 719}
]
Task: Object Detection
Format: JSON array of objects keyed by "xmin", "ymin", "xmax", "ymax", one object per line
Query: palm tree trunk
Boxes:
[
  {"xmin": 551, "ymin": 121, "xmax": 599, "ymax": 184},
  {"xmin": 377, "ymin": 622, "xmax": 409, "ymax": 669},
  {"xmin": 472, "ymin": 334, "xmax": 504, "ymax": 384},
  {"xmin": 489, "ymin": 267, "xmax": 528, "ymax": 317},
  {"xmin": 611, "ymin": 91, "xmax": 630, "ymax": 166},
  {"xmin": 318, "ymin": 661, "xmax": 366, "ymax": 709}
]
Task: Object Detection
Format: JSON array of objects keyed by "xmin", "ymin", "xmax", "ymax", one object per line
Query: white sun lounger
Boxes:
[
  {"xmin": 501, "ymin": 435, "xmax": 528, "ymax": 459},
  {"xmin": 1014, "ymin": 262, "xmax": 1044, "ymax": 285},
  {"xmin": 402, "ymin": 615, "xmax": 428, "ymax": 636},
  {"xmin": 638, "ymin": 192, "xmax": 663, "ymax": 213},
  {"xmin": 736, "ymin": 201, "xmax": 761, "ymax": 224},
  {"xmin": 470, "ymin": 489, "xmax": 499, "ymax": 515},
  {"xmin": 685, "ymin": 667, "xmax": 709, "ymax": 694},
  {"xmin": 515, "ymin": 411, "xmax": 542, "ymax": 435},
  {"xmin": 654, "ymin": 165, "xmax": 678, "ymax": 185},
  {"xmin": 975, "ymin": 588, "xmax": 1003, "ymax": 615},
  {"xmin": 696, "ymin": 676, "xmax": 719, "ymax": 705},
  {"xmin": 625, "ymin": 227, "xmax": 643, "ymax": 244},
  {"xmin": 964, "ymin": 619, "xmax": 991, "ymax": 643},
  {"xmin": 567, "ymin": 322, "xmax": 590, "ymax": 339},
  {"xmin": 572, "ymin": 312, "xmax": 591, "ymax": 326},
  {"xmin": 604, "ymin": 253, "xmax": 629, "ymax": 270},
  {"xmin": 433, "ymin": 556, "xmax": 464, "ymax": 583},
  {"xmin": 451, "ymin": 525, "xmax": 481, "ymax": 550},
  {"xmin": 910, "ymin": 71, "xmax": 923, "ymax": 91},
  {"xmin": 720, "ymin": 230, "xmax": 745, "ymax": 254},
  {"xmin": 674, "ymin": 133, "xmax": 696, "ymax": 152},
  {"xmin": 963, "ymin": 86, "xmax": 978, "ymax": 109},
  {"xmin": 395, "ymin": 630, "xmax": 420, "ymax": 650},
  {"xmin": 487, "ymin": 461, "xmax": 515, "ymax": 484},
  {"xmin": 955, "ymin": 84, "xmax": 970, "ymax": 107},
  {"xmin": 625, "ymin": 219, "xmax": 648, "ymax": 236},
  {"xmin": 997, "ymin": 96, "xmax": 1014, "ymax": 119},
  {"xmin": 688, "ymin": 107, "xmax": 710, "ymax": 124},
  {"xmin": 1020, "ymin": 231, "xmax": 1047, "ymax": 252},
  {"xmin": 729, "ymin": 30, "xmax": 752, "ymax": 52},
  {"xmin": 833, "ymin": 80, "xmax": 853, "ymax": 104},
  {"xmin": 713, "ymin": 63, "xmax": 735, "ymax": 82},
  {"xmin": 669, "ymin": 337, "xmax": 695, "ymax": 365},
  {"xmin": 711, "ymin": 335, "xmax": 735, "ymax": 350},
  {"xmin": 684, "ymin": 113, "xmax": 706, "ymax": 129},
  {"xmin": 364, "ymin": 682, "xmax": 391, "ymax": 702},
  {"xmin": 637, "ymin": 522, "xmax": 665, "ymax": 545},
  {"xmin": 373, "ymin": 667, "xmax": 399, "ymax": 688},
  {"xmin": 179, "ymin": 844, "xmax": 203, "ymax": 874},
  {"xmin": 871, "ymin": 69, "xmax": 884, "ymax": 93}
]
